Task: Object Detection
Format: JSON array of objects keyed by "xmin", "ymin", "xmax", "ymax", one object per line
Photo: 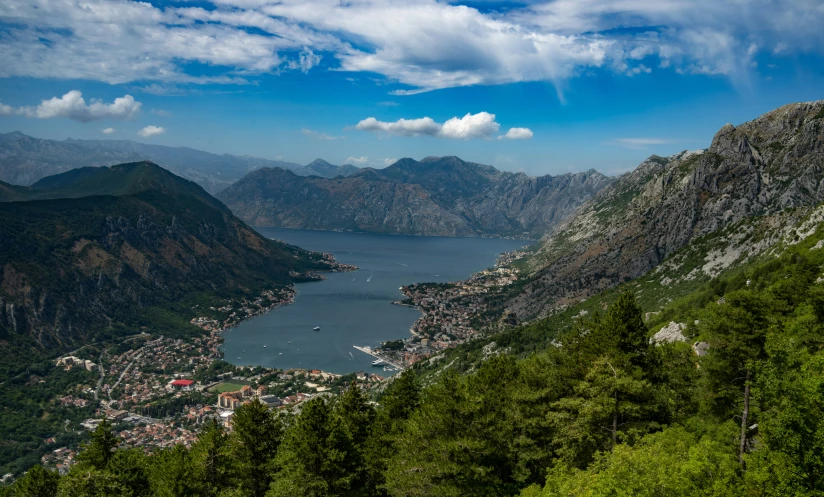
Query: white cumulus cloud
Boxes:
[
  {"xmin": 138, "ymin": 125, "xmax": 166, "ymax": 138},
  {"xmin": 355, "ymin": 116, "xmax": 442, "ymax": 137},
  {"xmin": 102, "ymin": 127, "xmax": 115, "ymax": 134},
  {"xmin": 345, "ymin": 156, "xmax": 369, "ymax": 165},
  {"xmin": 0, "ymin": 102, "xmax": 14, "ymax": 116},
  {"xmin": 501, "ymin": 127, "xmax": 534, "ymax": 140},
  {"xmin": 16, "ymin": 91, "xmax": 141, "ymax": 123},
  {"xmin": 355, "ymin": 112, "xmax": 507, "ymax": 140}
]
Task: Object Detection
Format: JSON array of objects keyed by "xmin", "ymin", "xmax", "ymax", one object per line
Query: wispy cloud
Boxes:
[
  {"xmin": 102, "ymin": 127, "xmax": 115, "ymax": 134},
  {"xmin": 0, "ymin": 0, "xmax": 819, "ymax": 92},
  {"xmin": 138, "ymin": 125, "xmax": 165, "ymax": 138},
  {"xmin": 302, "ymin": 128, "xmax": 343, "ymax": 140},
  {"xmin": 609, "ymin": 138, "xmax": 674, "ymax": 150}
]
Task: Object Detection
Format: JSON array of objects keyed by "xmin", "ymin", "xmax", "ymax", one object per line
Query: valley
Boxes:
[{"xmin": 1, "ymin": 100, "xmax": 824, "ymax": 495}]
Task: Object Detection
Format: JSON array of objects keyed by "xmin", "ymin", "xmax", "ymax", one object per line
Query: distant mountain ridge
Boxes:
[
  {"xmin": 507, "ymin": 100, "xmax": 824, "ymax": 319},
  {"xmin": 218, "ymin": 156, "xmax": 612, "ymax": 238},
  {"xmin": 0, "ymin": 161, "xmax": 337, "ymax": 356},
  {"xmin": 0, "ymin": 132, "xmax": 360, "ymax": 193}
]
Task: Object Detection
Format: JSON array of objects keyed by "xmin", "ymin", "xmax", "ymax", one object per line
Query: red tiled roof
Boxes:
[{"xmin": 171, "ymin": 379, "xmax": 194, "ymax": 386}]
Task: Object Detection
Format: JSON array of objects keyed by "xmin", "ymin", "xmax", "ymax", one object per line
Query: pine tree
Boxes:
[
  {"xmin": 190, "ymin": 419, "xmax": 231, "ymax": 497},
  {"xmin": 10, "ymin": 465, "xmax": 59, "ymax": 497},
  {"xmin": 702, "ymin": 289, "xmax": 771, "ymax": 467},
  {"xmin": 76, "ymin": 417, "xmax": 119, "ymax": 471},
  {"xmin": 107, "ymin": 449, "xmax": 150, "ymax": 497},
  {"xmin": 600, "ymin": 292, "xmax": 650, "ymax": 368},
  {"xmin": 269, "ymin": 398, "xmax": 357, "ymax": 497},
  {"xmin": 229, "ymin": 399, "xmax": 282, "ymax": 497},
  {"xmin": 148, "ymin": 445, "xmax": 195, "ymax": 497},
  {"xmin": 548, "ymin": 357, "xmax": 653, "ymax": 468},
  {"xmin": 380, "ymin": 370, "xmax": 421, "ymax": 422}
]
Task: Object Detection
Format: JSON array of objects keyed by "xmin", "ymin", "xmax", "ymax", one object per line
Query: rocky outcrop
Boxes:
[
  {"xmin": 509, "ymin": 101, "xmax": 824, "ymax": 319},
  {"xmin": 218, "ymin": 156, "xmax": 612, "ymax": 238}
]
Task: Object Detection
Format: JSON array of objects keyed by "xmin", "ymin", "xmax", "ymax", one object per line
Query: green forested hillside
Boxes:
[
  {"xmin": 5, "ymin": 225, "xmax": 824, "ymax": 496},
  {"xmin": 0, "ymin": 162, "xmax": 340, "ymax": 478}
]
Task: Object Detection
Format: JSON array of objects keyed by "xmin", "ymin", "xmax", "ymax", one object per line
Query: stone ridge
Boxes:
[
  {"xmin": 217, "ymin": 156, "xmax": 613, "ymax": 238},
  {"xmin": 509, "ymin": 100, "xmax": 824, "ymax": 319}
]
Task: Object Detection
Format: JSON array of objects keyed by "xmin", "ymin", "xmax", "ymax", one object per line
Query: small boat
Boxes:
[
  {"xmin": 371, "ymin": 358, "xmax": 385, "ymax": 366},
  {"xmin": 313, "ymin": 326, "xmax": 321, "ymax": 331},
  {"xmin": 383, "ymin": 366, "xmax": 395, "ymax": 372},
  {"xmin": 263, "ymin": 345, "xmax": 267, "ymax": 348}
]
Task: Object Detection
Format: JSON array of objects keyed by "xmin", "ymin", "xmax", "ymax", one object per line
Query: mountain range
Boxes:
[
  {"xmin": 506, "ymin": 100, "xmax": 824, "ymax": 319},
  {"xmin": 0, "ymin": 161, "xmax": 338, "ymax": 360},
  {"xmin": 0, "ymin": 132, "xmax": 360, "ymax": 194},
  {"xmin": 218, "ymin": 156, "xmax": 612, "ymax": 238}
]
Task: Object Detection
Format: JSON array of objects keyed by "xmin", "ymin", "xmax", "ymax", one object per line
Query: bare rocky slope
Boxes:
[
  {"xmin": 508, "ymin": 100, "xmax": 824, "ymax": 319},
  {"xmin": 218, "ymin": 156, "xmax": 612, "ymax": 238},
  {"xmin": 0, "ymin": 132, "xmax": 359, "ymax": 194}
]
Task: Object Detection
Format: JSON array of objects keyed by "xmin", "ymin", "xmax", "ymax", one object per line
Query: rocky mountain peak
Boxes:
[{"xmin": 511, "ymin": 101, "xmax": 824, "ymax": 319}]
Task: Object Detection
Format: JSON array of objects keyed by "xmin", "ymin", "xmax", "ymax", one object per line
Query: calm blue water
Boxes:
[{"xmin": 222, "ymin": 228, "xmax": 527, "ymax": 374}]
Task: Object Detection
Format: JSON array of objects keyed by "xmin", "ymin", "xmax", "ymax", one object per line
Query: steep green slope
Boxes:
[{"xmin": 0, "ymin": 162, "xmax": 336, "ymax": 368}]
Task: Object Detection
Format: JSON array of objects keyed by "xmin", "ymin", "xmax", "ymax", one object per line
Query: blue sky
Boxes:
[{"xmin": 1, "ymin": 0, "xmax": 823, "ymax": 176}]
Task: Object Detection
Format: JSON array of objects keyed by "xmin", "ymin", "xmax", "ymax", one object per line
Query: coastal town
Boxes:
[
  {"xmin": 29, "ymin": 248, "xmax": 528, "ymax": 476},
  {"xmin": 371, "ymin": 249, "xmax": 529, "ymax": 366}
]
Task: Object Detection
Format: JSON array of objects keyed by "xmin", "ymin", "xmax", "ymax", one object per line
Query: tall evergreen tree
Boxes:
[
  {"xmin": 76, "ymin": 418, "xmax": 119, "ymax": 471},
  {"xmin": 148, "ymin": 445, "xmax": 195, "ymax": 497},
  {"xmin": 107, "ymin": 449, "xmax": 151, "ymax": 497},
  {"xmin": 190, "ymin": 419, "xmax": 231, "ymax": 497},
  {"xmin": 269, "ymin": 398, "xmax": 357, "ymax": 497},
  {"xmin": 9, "ymin": 465, "xmax": 59, "ymax": 497},
  {"xmin": 229, "ymin": 399, "xmax": 283, "ymax": 497},
  {"xmin": 702, "ymin": 290, "xmax": 771, "ymax": 467}
]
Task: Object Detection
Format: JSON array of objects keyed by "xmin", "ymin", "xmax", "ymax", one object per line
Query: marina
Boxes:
[{"xmin": 353, "ymin": 345, "xmax": 405, "ymax": 371}]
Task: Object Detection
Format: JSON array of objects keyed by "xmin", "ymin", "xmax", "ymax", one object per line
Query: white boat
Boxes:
[
  {"xmin": 313, "ymin": 326, "xmax": 321, "ymax": 331},
  {"xmin": 371, "ymin": 358, "xmax": 385, "ymax": 366},
  {"xmin": 263, "ymin": 345, "xmax": 267, "ymax": 348}
]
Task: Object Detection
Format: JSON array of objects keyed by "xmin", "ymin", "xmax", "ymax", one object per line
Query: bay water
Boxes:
[{"xmin": 221, "ymin": 228, "xmax": 527, "ymax": 374}]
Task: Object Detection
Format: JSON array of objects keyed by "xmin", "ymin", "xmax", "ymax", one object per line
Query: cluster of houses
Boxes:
[{"xmin": 55, "ymin": 355, "xmax": 98, "ymax": 372}]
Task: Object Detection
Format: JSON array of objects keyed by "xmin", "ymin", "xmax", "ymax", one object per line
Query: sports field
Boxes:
[{"xmin": 209, "ymin": 380, "xmax": 251, "ymax": 393}]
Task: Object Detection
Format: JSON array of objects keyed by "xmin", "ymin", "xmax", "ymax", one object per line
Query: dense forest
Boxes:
[{"xmin": 4, "ymin": 234, "xmax": 824, "ymax": 496}]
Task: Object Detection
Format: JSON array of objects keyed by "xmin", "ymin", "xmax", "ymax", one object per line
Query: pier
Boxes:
[{"xmin": 352, "ymin": 345, "xmax": 405, "ymax": 371}]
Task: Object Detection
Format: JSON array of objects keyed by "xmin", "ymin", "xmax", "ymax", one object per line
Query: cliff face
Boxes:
[
  {"xmin": 218, "ymin": 156, "xmax": 612, "ymax": 238},
  {"xmin": 0, "ymin": 162, "xmax": 334, "ymax": 352},
  {"xmin": 508, "ymin": 101, "xmax": 824, "ymax": 319}
]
